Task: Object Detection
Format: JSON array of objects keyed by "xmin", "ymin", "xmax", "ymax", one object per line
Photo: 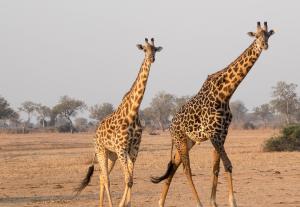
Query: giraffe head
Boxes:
[
  {"xmin": 248, "ymin": 22, "xmax": 274, "ymax": 50},
  {"xmin": 137, "ymin": 38, "xmax": 163, "ymax": 63}
]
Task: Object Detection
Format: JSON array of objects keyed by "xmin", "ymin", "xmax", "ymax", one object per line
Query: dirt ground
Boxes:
[{"xmin": 0, "ymin": 129, "xmax": 299, "ymax": 207}]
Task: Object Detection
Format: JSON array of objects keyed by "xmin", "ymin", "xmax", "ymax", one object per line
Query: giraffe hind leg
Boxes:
[
  {"xmin": 97, "ymin": 150, "xmax": 113, "ymax": 207},
  {"xmin": 177, "ymin": 138, "xmax": 203, "ymax": 207},
  {"xmin": 157, "ymin": 150, "xmax": 181, "ymax": 207},
  {"xmin": 99, "ymin": 151, "xmax": 117, "ymax": 207}
]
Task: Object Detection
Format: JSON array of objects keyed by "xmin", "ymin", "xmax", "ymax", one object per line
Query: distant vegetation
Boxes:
[
  {"xmin": 0, "ymin": 81, "xmax": 300, "ymax": 134},
  {"xmin": 263, "ymin": 124, "xmax": 300, "ymax": 152}
]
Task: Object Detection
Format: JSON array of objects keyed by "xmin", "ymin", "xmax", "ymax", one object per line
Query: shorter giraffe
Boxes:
[
  {"xmin": 151, "ymin": 22, "xmax": 274, "ymax": 207},
  {"xmin": 75, "ymin": 38, "xmax": 162, "ymax": 207}
]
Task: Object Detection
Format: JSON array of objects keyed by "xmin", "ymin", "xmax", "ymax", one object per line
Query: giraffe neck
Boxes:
[
  {"xmin": 214, "ymin": 40, "xmax": 263, "ymax": 101},
  {"xmin": 118, "ymin": 58, "xmax": 152, "ymax": 121}
]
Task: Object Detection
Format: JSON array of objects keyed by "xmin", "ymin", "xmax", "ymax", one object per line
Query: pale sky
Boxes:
[{"xmin": 0, "ymin": 1, "xmax": 299, "ymax": 112}]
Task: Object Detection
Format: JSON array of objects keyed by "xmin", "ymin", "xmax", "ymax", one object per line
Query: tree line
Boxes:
[{"xmin": 1, "ymin": 81, "xmax": 300, "ymax": 133}]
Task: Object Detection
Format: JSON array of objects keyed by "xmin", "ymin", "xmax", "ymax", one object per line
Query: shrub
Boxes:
[
  {"xmin": 263, "ymin": 124, "xmax": 300, "ymax": 152},
  {"xmin": 243, "ymin": 122, "xmax": 256, "ymax": 130},
  {"xmin": 57, "ymin": 124, "xmax": 72, "ymax": 133}
]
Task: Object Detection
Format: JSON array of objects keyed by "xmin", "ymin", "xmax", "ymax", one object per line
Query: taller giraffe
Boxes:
[
  {"xmin": 75, "ymin": 38, "xmax": 162, "ymax": 207},
  {"xmin": 151, "ymin": 22, "xmax": 274, "ymax": 207}
]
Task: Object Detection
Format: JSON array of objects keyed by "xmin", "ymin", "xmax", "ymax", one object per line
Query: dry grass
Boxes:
[{"xmin": 0, "ymin": 129, "xmax": 299, "ymax": 207}]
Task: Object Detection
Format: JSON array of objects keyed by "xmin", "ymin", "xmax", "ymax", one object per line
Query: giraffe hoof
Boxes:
[
  {"xmin": 229, "ymin": 199, "xmax": 237, "ymax": 207},
  {"xmin": 210, "ymin": 201, "xmax": 218, "ymax": 207},
  {"xmin": 158, "ymin": 199, "xmax": 164, "ymax": 207}
]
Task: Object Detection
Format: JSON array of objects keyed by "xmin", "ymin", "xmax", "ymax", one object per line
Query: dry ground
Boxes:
[{"xmin": 0, "ymin": 129, "xmax": 299, "ymax": 207}]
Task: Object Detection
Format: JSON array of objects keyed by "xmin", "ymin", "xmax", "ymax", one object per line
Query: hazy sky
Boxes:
[{"xmin": 1, "ymin": 1, "xmax": 299, "ymax": 112}]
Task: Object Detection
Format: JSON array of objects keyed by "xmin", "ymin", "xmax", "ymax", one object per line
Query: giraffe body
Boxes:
[
  {"xmin": 152, "ymin": 22, "xmax": 274, "ymax": 207},
  {"xmin": 76, "ymin": 38, "xmax": 162, "ymax": 207}
]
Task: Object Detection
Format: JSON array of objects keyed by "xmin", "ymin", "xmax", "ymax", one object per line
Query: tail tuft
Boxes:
[
  {"xmin": 150, "ymin": 161, "xmax": 173, "ymax": 184},
  {"xmin": 74, "ymin": 164, "xmax": 95, "ymax": 197}
]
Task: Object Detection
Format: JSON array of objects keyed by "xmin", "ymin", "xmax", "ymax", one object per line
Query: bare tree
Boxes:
[
  {"xmin": 74, "ymin": 117, "xmax": 89, "ymax": 132},
  {"xmin": 254, "ymin": 103, "xmax": 274, "ymax": 127},
  {"xmin": 52, "ymin": 96, "xmax": 86, "ymax": 133},
  {"xmin": 35, "ymin": 104, "xmax": 51, "ymax": 128},
  {"xmin": 89, "ymin": 102, "xmax": 114, "ymax": 122},
  {"xmin": 270, "ymin": 81, "xmax": 299, "ymax": 124},
  {"xmin": 230, "ymin": 100, "xmax": 248, "ymax": 125},
  {"xmin": 150, "ymin": 91, "xmax": 175, "ymax": 131},
  {"xmin": 18, "ymin": 101, "xmax": 36, "ymax": 124},
  {"xmin": 173, "ymin": 95, "xmax": 191, "ymax": 115},
  {"xmin": 140, "ymin": 106, "xmax": 156, "ymax": 129}
]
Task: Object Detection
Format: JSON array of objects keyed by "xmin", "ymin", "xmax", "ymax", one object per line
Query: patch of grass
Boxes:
[{"xmin": 263, "ymin": 124, "xmax": 300, "ymax": 152}]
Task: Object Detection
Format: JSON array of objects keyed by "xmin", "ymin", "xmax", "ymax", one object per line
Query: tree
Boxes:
[
  {"xmin": 140, "ymin": 106, "xmax": 156, "ymax": 129},
  {"xmin": 52, "ymin": 96, "xmax": 86, "ymax": 133},
  {"xmin": 0, "ymin": 96, "xmax": 16, "ymax": 120},
  {"xmin": 254, "ymin": 103, "xmax": 273, "ymax": 127},
  {"xmin": 230, "ymin": 100, "xmax": 248, "ymax": 124},
  {"xmin": 8, "ymin": 112, "xmax": 20, "ymax": 127},
  {"xmin": 173, "ymin": 95, "xmax": 191, "ymax": 115},
  {"xmin": 89, "ymin": 102, "xmax": 114, "ymax": 121},
  {"xmin": 270, "ymin": 81, "xmax": 299, "ymax": 124},
  {"xmin": 18, "ymin": 101, "xmax": 36, "ymax": 124},
  {"xmin": 150, "ymin": 91, "xmax": 176, "ymax": 131},
  {"xmin": 35, "ymin": 104, "xmax": 51, "ymax": 128},
  {"xmin": 74, "ymin": 117, "xmax": 89, "ymax": 132}
]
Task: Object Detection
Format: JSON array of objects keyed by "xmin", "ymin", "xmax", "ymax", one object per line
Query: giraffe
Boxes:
[
  {"xmin": 75, "ymin": 38, "xmax": 162, "ymax": 207},
  {"xmin": 151, "ymin": 22, "xmax": 274, "ymax": 207}
]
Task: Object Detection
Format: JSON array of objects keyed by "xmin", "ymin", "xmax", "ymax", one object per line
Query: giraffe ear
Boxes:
[
  {"xmin": 269, "ymin": 30, "xmax": 275, "ymax": 36},
  {"xmin": 136, "ymin": 44, "xmax": 144, "ymax": 50},
  {"xmin": 247, "ymin": 32, "xmax": 256, "ymax": 37},
  {"xmin": 155, "ymin": 46, "xmax": 163, "ymax": 52}
]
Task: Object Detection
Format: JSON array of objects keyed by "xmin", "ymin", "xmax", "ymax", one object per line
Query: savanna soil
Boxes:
[{"xmin": 0, "ymin": 129, "xmax": 299, "ymax": 207}]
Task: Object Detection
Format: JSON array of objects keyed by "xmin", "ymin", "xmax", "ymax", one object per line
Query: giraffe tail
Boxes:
[
  {"xmin": 73, "ymin": 153, "xmax": 96, "ymax": 197},
  {"xmin": 150, "ymin": 139, "xmax": 174, "ymax": 184}
]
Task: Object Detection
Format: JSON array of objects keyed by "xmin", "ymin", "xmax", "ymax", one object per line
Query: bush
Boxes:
[
  {"xmin": 243, "ymin": 122, "xmax": 256, "ymax": 130},
  {"xmin": 57, "ymin": 124, "xmax": 72, "ymax": 133},
  {"xmin": 263, "ymin": 124, "xmax": 300, "ymax": 152}
]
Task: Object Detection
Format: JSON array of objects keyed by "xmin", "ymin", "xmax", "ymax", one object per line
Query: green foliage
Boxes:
[{"xmin": 263, "ymin": 124, "xmax": 300, "ymax": 152}]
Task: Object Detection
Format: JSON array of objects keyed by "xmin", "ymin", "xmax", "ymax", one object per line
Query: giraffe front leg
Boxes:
[
  {"xmin": 118, "ymin": 152, "xmax": 133, "ymax": 207},
  {"xmin": 211, "ymin": 140, "xmax": 237, "ymax": 207},
  {"xmin": 124, "ymin": 158, "xmax": 134, "ymax": 207},
  {"xmin": 210, "ymin": 149, "xmax": 220, "ymax": 207},
  {"xmin": 99, "ymin": 180, "xmax": 104, "ymax": 207},
  {"xmin": 226, "ymin": 170, "xmax": 237, "ymax": 207}
]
